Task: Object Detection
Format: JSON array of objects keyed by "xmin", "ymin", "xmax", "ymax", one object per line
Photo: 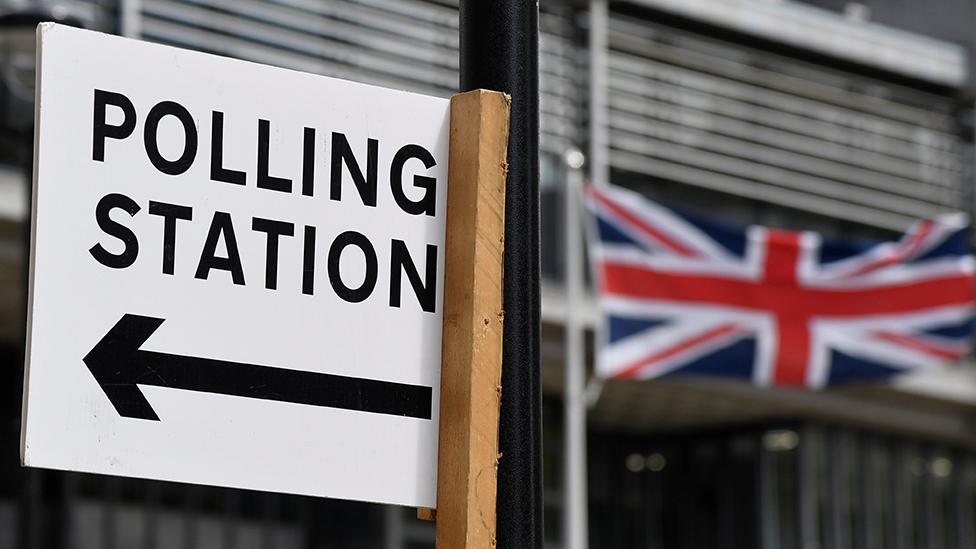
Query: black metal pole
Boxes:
[{"xmin": 458, "ymin": 3, "xmax": 542, "ymax": 549}]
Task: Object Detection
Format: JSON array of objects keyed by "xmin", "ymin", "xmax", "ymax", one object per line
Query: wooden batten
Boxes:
[{"xmin": 431, "ymin": 89, "xmax": 510, "ymax": 548}]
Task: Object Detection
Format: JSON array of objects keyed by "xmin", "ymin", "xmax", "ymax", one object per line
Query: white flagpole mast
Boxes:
[
  {"xmin": 584, "ymin": 0, "xmax": 609, "ymax": 413},
  {"xmin": 563, "ymin": 148, "xmax": 588, "ymax": 549},
  {"xmin": 560, "ymin": 2, "xmax": 608, "ymax": 547}
]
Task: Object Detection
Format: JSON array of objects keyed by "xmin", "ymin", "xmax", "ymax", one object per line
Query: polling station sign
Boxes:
[{"xmin": 22, "ymin": 24, "xmax": 448, "ymax": 508}]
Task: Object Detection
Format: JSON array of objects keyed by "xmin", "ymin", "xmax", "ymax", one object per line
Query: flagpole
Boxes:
[
  {"xmin": 583, "ymin": 0, "xmax": 609, "ymax": 410},
  {"xmin": 563, "ymin": 148, "xmax": 588, "ymax": 549},
  {"xmin": 561, "ymin": 2, "xmax": 608, "ymax": 547}
]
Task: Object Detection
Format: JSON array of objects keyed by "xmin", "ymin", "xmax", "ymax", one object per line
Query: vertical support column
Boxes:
[
  {"xmin": 102, "ymin": 476, "xmax": 121, "ymax": 549},
  {"xmin": 222, "ymin": 489, "xmax": 241, "ymax": 549},
  {"xmin": 183, "ymin": 485, "xmax": 202, "ymax": 549},
  {"xmin": 589, "ymin": 0, "xmax": 610, "ymax": 186},
  {"xmin": 799, "ymin": 426, "xmax": 821, "ymax": 549},
  {"xmin": 829, "ymin": 430, "xmax": 851, "ymax": 549},
  {"xmin": 892, "ymin": 444, "xmax": 912, "ymax": 549},
  {"xmin": 759, "ymin": 436, "xmax": 781, "ymax": 549},
  {"xmin": 384, "ymin": 505, "xmax": 404, "ymax": 549},
  {"xmin": 862, "ymin": 438, "xmax": 881, "ymax": 549},
  {"xmin": 954, "ymin": 456, "xmax": 975, "ymax": 549},
  {"xmin": 60, "ymin": 473, "xmax": 79, "ymax": 549},
  {"xmin": 143, "ymin": 480, "xmax": 160, "ymax": 549},
  {"xmin": 563, "ymin": 152, "xmax": 589, "ymax": 549},
  {"xmin": 921, "ymin": 450, "xmax": 941, "ymax": 549},
  {"xmin": 120, "ymin": 0, "xmax": 142, "ymax": 38},
  {"xmin": 18, "ymin": 468, "xmax": 42, "ymax": 549},
  {"xmin": 435, "ymin": 89, "xmax": 510, "ymax": 549},
  {"xmin": 457, "ymin": 3, "xmax": 543, "ymax": 549}
]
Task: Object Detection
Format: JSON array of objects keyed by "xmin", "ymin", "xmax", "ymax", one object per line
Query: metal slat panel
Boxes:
[
  {"xmin": 221, "ymin": 0, "xmax": 459, "ymax": 67},
  {"xmin": 140, "ymin": 19, "xmax": 451, "ymax": 96},
  {"xmin": 58, "ymin": 0, "xmax": 117, "ymax": 30},
  {"xmin": 609, "ymin": 15, "xmax": 958, "ymax": 129},
  {"xmin": 608, "ymin": 69, "xmax": 959, "ymax": 169},
  {"xmin": 608, "ymin": 150, "xmax": 921, "ymax": 231},
  {"xmin": 274, "ymin": 0, "xmax": 460, "ymax": 42},
  {"xmin": 540, "ymin": 5, "xmax": 585, "ymax": 154},
  {"xmin": 230, "ymin": 0, "xmax": 459, "ymax": 49},
  {"xmin": 354, "ymin": 0, "xmax": 460, "ymax": 28},
  {"xmin": 609, "ymin": 133, "xmax": 948, "ymax": 220},
  {"xmin": 607, "ymin": 89, "xmax": 961, "ymax": 186},
  {"xmin": 139, "ymin": 0, "xmax": 583, "ymax": 156},
  {"xmin": 608, "ymin": 111, "xmax": 958, "ymax": 204},
  {"xmin": 608, "ymin": 51, "xmax": 959, "ymax": 150},
  {"xmin": 625, "ymin": 0, "xmax": 969, "ymax": 87},
  {"xmin": 607, "ymin": 10, "xmax": 968, "ymax": 231},
  {"xmin": 143, "ymin": 0, "xmax": 459, "ymax": 90}
]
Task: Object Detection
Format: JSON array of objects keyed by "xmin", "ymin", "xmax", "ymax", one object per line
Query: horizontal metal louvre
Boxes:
[
  {"xmin": 607, "ymin": 11, "xmax": 968, "ymax": 231},
  {"xmin": 540, "ymin": 5, "xmax": 585, "ymax": 155},
  {"xmin": 141, "ymin": 0, "xmax": 459, "ymax": 93},
  {"xmin": 60, "ymin": 0, "xmax": 118, "ymax": 30},
  {"xmin": 139, "ymin": 0, "xmax": 583, "ymax": 155},
  {"xmin": 626, "ymin": 0, "xmax": 969, "ymax": 87}
]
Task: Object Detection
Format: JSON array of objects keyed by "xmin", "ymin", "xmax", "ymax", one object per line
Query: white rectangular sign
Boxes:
[{"xmin": 22, "ymin": 24, "xmax": 448, "ymax": 508}]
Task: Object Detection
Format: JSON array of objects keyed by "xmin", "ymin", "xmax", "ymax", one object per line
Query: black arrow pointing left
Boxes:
[{"xmin": 83, "ymin": 314, "xmax": 433, "ymax": 421}]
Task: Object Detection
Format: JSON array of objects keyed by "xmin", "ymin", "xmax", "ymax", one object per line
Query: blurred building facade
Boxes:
[{"xmin": 0, "ymin": 0, "xmax": 973, "ymax": 548}]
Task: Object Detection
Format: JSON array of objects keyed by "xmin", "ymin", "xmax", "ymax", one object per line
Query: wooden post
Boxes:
[{"xmin": 431, "ymin": 89, "xmax": 510, "ymax": 548}]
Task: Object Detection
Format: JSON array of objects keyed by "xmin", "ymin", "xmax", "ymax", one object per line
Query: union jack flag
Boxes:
[{"xmin": 587, "ymin": 184, "xmax": 976, "ymax": 388}]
